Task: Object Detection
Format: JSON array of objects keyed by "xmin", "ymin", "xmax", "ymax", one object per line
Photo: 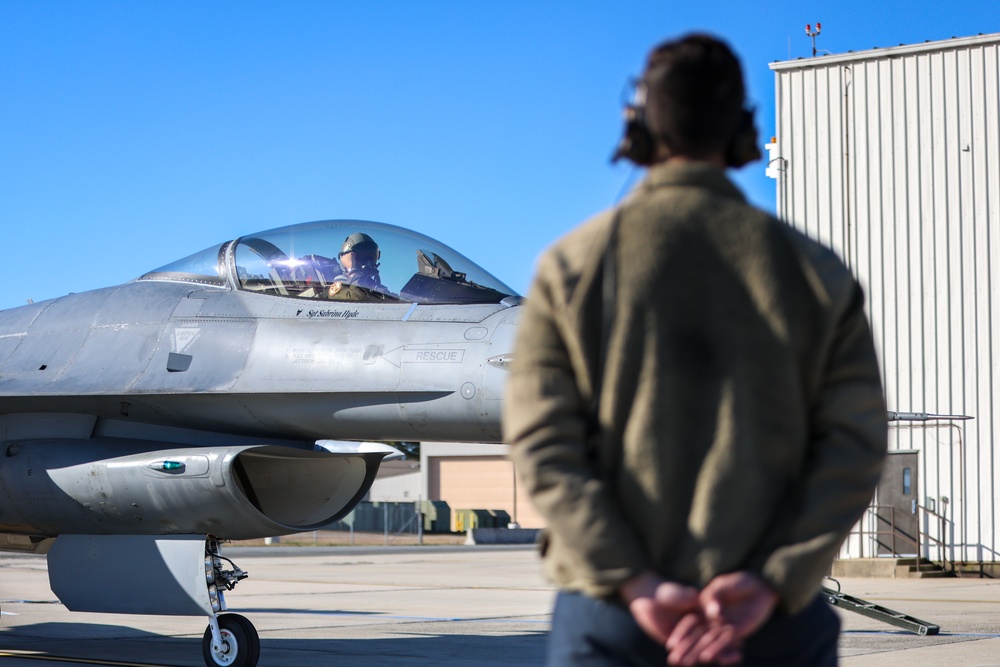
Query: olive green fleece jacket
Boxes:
[{"xmin": 504, "ymin": 162, "xmax": 887, "ymax": 614}]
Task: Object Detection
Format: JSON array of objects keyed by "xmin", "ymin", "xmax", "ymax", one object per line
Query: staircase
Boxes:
[
  {"xmin": 831, "ymin": 557, "xmax": 954, "ymax": 578},
  {"xmin": 893, "ymin": 557, "xmax": 954, "ymax": 578}
]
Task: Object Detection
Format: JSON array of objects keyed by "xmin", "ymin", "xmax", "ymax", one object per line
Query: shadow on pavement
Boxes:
[{"xmin": 0, "ymin": 621, "xmax": 548, "ymax": 667}]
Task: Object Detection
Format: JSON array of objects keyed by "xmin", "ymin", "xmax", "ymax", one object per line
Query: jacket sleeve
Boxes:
[
  {"xmin": 756, "ymin": 282, "xmax": 888, "ymax": 613},
  {"xmin": 503, "ymin": 251, "xmax": 650, "ymax": 596}
]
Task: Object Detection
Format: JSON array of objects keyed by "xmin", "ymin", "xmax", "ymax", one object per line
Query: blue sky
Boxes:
[{"xmin": 1, "ymin": 2, "xmax": 997, "ymax": 311}]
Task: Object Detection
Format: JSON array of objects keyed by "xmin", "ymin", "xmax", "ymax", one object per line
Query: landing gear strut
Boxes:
[{"xmin": 202, "ymin": 539, "xmax": 259, "ymax": 667}]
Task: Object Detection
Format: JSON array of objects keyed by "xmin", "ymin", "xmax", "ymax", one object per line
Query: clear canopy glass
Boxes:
[{"xmin": 138, "ymin": 220, "xmax": 518, "ymax": 305}]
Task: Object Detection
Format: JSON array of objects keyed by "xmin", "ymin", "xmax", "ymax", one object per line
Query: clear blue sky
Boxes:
[{"xmin": 1, "ymin": 2, "xmax": 996, "ymax": 311}]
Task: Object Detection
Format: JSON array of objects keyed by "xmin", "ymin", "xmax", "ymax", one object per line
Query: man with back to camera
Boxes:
[{"xmin": 504, "ymin": 33, "xmax": 887, "ymax": 666}]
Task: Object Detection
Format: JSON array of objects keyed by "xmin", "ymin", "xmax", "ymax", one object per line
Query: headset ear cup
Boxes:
[
  {"xmin": 612, "ymin": 105, "xmax": 656, "ymax": 166},
  {"xmin": 725, "ymin": 109, "xmax": 762, "ymax": 168}
]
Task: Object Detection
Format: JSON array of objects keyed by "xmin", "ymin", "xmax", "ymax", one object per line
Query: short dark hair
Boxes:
[{"xmin": 642, "ymin": 33, "xmax": 746, "ymax": 159}]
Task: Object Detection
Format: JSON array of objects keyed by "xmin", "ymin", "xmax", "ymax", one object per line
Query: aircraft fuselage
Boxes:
[{"xmin": 0, "ymin": 280, "xmax": 518, "ymax": 444}]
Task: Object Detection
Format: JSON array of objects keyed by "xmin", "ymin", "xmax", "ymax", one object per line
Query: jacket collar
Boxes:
[{"xmin": 635, "ymin": 162, "xmax": 747, "ymax": 203}]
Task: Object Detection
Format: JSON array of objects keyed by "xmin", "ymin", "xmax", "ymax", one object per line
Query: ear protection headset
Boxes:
[
  {"xmin": 611, "ymin": 79, "xmax": 762, "ymax": 168},
  {"xmin": 611, "ymin": 81, "xmax": 656, "ymax": 166},
  {"xmin": 724, "ymin": 109, "xmax": 762, "ymax": 168}
]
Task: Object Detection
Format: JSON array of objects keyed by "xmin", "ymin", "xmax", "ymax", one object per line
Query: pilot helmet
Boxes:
[{"xmin": 338, "ymin": 232, "xmax": 380, "ymax": 272}]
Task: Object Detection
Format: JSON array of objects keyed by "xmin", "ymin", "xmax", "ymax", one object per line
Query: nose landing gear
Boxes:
[{"xmin": 203, "ymin": 539, "xmax": 259, "ymax": 667}]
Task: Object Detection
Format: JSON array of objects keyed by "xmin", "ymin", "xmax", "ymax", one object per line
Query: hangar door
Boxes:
[{"xmin": 427, "ymin": 456, "xmax": 546, "ymax": 530}]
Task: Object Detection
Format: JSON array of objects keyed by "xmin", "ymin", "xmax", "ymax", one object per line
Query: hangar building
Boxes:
[
  {"xmin": 368, "ymin": 443, "xmax": 546, "ymax": 531},
  {"xmin": 768, "ymin": 33, "xmax": 999, "ymax": 569}
]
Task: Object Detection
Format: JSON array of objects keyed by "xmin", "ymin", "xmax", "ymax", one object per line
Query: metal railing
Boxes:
[
  {"xmin": 919, "ymin": 504, "xmax": 954, "ymax": 574},
  {"xmin": 847, "ymin": 504, "xmax": 954, "ymax": 575}
]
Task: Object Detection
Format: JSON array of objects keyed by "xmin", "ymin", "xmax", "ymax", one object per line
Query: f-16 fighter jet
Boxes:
[{"xmin": 0, "ymin": 219, "xmax": 521, "ymax": 667}]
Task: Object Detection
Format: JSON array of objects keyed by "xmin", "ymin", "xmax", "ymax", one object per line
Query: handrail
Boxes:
[
  {"xmin": 919, "ymin": 504, "xmax": 954, "ymax": 574},
  {"xmin": 845, "ymin": 504, "xmax": 953, "ymax": 574}
]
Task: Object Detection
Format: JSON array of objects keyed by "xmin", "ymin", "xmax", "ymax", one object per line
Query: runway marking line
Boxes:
[{"xmin": 0, "ymin": 651, "xmax": 173, "ymax": 667}]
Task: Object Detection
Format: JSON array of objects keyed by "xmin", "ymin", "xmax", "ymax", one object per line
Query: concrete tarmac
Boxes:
[{"xmin": 0, "ymin": 546, "xmax": 999, "ymax": 666}]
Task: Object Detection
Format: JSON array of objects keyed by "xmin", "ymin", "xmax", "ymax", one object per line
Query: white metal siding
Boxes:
[{"xmin": 771, "ymin": 34, "xmax": 1000, "ymax": 563}]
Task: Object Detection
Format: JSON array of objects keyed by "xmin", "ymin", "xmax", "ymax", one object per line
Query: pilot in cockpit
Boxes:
[{"xmin": 325, "ymin": 232, "xmax": 395, "ymax": 301}]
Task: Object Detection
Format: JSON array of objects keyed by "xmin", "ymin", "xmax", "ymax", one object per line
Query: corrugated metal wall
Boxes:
[{"xmin": 770, "ymin": 34, "xmax": 999, "ymax": 564}]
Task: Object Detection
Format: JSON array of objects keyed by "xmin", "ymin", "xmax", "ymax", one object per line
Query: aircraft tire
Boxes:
[{"xmin": 203, "ymin": 613, "xmax": 261, "ymax": 667}]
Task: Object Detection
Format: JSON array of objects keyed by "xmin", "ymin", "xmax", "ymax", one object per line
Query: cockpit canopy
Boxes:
[{"xmin": 138, "ymin": 220, "xmax": 518, "ymax": 305}]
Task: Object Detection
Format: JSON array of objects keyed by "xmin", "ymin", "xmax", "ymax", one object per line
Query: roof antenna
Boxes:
[{"xmin": 805, "ymin": 22, "xmax": 822, "ymax": 57}]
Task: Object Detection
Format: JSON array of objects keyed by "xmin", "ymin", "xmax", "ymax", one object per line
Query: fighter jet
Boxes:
[{"xmin": 0, "ymin": 219, "xmax": 521, "ymax": 667}]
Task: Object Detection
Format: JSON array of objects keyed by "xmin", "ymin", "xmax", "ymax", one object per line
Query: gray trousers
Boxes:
[{"xmin": 547, "ymin": 591, "xmax": 839, "ymax": 666}]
